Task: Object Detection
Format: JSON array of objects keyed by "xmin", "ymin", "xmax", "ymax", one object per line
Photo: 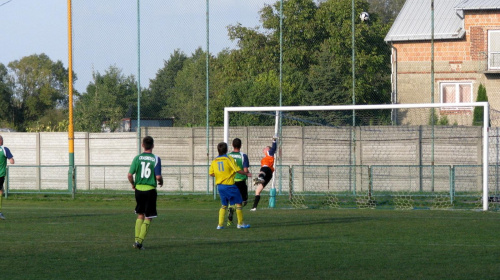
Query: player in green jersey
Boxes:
[
  {"xmin": 0, "ymin": 135, "xmax": 14, "ymax": 220},
  {"xmin": 128, "ymin": 136, "xmax": 163, "ymax": 250},
  {"xmin": 226, "ymin": 138, "xmax": 250, "ymax": 226}
]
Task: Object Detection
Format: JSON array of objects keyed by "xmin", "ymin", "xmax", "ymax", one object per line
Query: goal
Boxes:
[{"xmin": 224, "ymin": 102, "xmax": 493, "ymax": 211}]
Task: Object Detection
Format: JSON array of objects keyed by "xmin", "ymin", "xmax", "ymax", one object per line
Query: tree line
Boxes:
[{"xmin": 0, "ymin": 0, "xmax": 403, "ymax": 132}]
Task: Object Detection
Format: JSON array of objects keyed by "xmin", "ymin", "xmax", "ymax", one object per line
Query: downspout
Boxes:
[{"xmin": 390, "ymin": 43, "xmax": 398, "ymax": 125}]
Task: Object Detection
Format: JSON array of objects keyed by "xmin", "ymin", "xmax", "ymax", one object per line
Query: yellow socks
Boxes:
[
  {"xmin": 138, "ymin": 219, "xmax": 151, "ymax": 244},
  {"xmin": 135, "ymin": 219, "xmax": 151, "ymax": 244},
  {"xmin": 135, "ymin": 219, "xmax": 144, "ymax": 243},
  {"xmin": 218, "ymin": 207, "xmax": 227, "ymax": 227},
  {"xmin": 236, "ymin": 206, "xmax": 243, "ymax": 225}
]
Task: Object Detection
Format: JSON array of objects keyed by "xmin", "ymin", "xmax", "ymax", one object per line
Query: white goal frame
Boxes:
[{"xmin": 224, "ymin": 102, "xmax": 490, "ymax": 211}]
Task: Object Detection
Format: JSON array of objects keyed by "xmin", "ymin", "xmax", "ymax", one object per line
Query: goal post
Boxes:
[
  {"xmin": 268, "ymin": 111, "xmax": 280, "ymax": 208},
  {"xmin": 223, "ymin": 102, "xmax": 490, "ymax": 211}
]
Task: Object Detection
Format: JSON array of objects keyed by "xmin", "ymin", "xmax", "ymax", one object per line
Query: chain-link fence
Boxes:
[
  {"xmin": 3, "ymin": 0, "xmax": 500, "ymax": 210},
  {"xmin": 2, "ymin": 121, "xmax": 500, "ymax": 211}
]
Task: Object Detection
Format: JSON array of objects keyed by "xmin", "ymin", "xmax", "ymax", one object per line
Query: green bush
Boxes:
[{"xmin": 473, "ymin": 84, "xmax": 488, "ymax": 126}]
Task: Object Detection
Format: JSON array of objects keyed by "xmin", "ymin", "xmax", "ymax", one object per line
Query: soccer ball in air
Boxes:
[{"xmin": 360, "ymin": 12, "xmax": 370, "ymax": 22}]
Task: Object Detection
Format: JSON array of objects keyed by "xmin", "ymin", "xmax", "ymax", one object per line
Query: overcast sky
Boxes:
[{"xmin": 1, "ymin": 0, "xmax": 275, "ymax": 92}]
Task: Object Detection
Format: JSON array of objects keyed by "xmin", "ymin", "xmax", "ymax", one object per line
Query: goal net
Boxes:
[{"xmin": 224, "ymin": 102, "xmax": 495, "ymax": 211}]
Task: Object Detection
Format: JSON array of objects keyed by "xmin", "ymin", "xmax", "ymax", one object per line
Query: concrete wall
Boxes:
[{"xmin": 0, "ymin": 125, "xmax": 495, "ymax": 194}]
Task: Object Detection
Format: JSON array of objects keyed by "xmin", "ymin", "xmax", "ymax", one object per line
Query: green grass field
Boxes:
[{"xmin": 0, "ymin": 195, "xmax": 498, "ymax": 280}]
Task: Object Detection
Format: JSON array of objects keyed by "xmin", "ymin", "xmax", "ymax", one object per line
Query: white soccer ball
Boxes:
[{"xmin": 360, "ymin": 12, "xmax": 370, "ymax": 22}]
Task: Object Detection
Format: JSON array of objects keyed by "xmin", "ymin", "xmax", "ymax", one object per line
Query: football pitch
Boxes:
[{"xmin": 0, "ymin": 195, "xmax": 498, "ymax": 280}]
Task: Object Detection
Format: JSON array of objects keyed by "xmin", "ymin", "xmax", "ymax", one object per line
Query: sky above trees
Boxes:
[{"xmin": 0, "ymin": 0, "xmax": 403, "ymax": 132}]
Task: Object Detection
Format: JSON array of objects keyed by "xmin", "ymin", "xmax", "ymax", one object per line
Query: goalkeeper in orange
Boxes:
[
  {"xmin": 250, "ymin": 134, "xmax": 278, "ymax": 211},
  {"xmin": 209, "ymin": 142, "xmax": 252, "ymax": 229}
]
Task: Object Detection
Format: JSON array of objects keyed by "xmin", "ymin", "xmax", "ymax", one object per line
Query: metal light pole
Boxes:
[
  {"xmin": 67, "ymin": 0, "xmax": 75, "ymax": 194},
  {"xmin": 137, "ymin": 0, "xmax": 141, "ymax": 153},
  {"xmin": 431, "ymin": 0, "xmax": 435, "ymax": 191},
  {"xmin": 352, "ymin": 0, "xmax": 356, "ymax": 120},
  {"xmin": 206, "ymin": 0, "xmax": 212, "ymax": 197},
  {"xmin": 351, "ymin": 0, "xmax": 357, "ymax": 194}
]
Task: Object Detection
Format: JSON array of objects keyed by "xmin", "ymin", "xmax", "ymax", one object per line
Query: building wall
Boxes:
[
  {"xmin": 393, "ymin": 11, "xmax": 500, "ymax": 62},
  {"xmin": 390, "ymin": 11, "xmax": 500, "ymax": 125}
]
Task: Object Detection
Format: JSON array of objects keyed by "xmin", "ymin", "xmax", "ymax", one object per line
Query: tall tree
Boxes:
[
  {"xmin": 473, "ymin": 84, "xmax": 488, "ymax": 126},
  {"xmin": 141, "ymin": 49, "xmax": 187, "ymax": 119},
  {"xmin": 74, "ymin": 66, "xmax": 137, "ymax": 132},
  {"xmin": 308, "ymin": 0, "xmax": 391, "ymax": 124},
  {"xmin": 7, "ymin": 54, "xmax": 71, "ymax": 131},
  {"xmin": 0, "ymin": 63, "xmax": 14, "ymax": 128},
  {"xmin": 210, "ymin": 0, "xmax": 323, "ymax": 126},
  {"xmin": 261, "ymin": 0, "xmax": 324, "ymax": 73},
  {"xmin": 366, "ymin": 0, "xmax": 405, "ymax": 24},
  {"xmin": 210, "ymin": 69, "xmax": 300, "ymax": 126},
  {"xmin": 167, "ymin": 48, "xmax": 209, "ymax": 127},
  {"xmin": 146, "ymin": 0, "xmax": 393, "ymax": 127},
  {"xmin": 226, "ymin": 23, "xmax": 278, "ymax": 81}
]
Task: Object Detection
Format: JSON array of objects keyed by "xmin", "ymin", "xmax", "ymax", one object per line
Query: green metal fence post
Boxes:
[
  {"xmin": 289, "ymin": 166, "xmax": 294, "ymax": 201},
  {"xmin": 72, "ymin": 166, "xmax": 76, "ymax": 199},
  {"xmin": 5, "ymin": 167, "xmax": 8, "ymax": 199},
  {"xmin": 450, "ymin": 165, "xmax": 454, "ymax": 204},
  {"xmin": 369, "ymin": 165, "xmax": 373, "ymax": 199}
]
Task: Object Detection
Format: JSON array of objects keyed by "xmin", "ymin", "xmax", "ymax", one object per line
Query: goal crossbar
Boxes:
[{"xmin": 223, "ymin": 102, "xmax": 490, "ymax": 211}]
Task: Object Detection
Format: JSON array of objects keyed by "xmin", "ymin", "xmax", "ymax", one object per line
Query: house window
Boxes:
[
  {"xmin": 440, "ymin": 82, "xmax": 473, "ymax": 110},
  {"xmin": 488, "ymin": 30, "xmax": 500, "ymax": 69}
]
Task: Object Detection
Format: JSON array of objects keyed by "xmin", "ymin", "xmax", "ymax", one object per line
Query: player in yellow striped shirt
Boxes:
[{"xmin": 209, "ymin": 142, "xmax": 252, "ymax": 229}]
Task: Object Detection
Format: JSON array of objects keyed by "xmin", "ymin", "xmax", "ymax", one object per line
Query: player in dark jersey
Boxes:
[{"xmin": 128, "ymin": 136, "xmax": 163, "ymax": 250}]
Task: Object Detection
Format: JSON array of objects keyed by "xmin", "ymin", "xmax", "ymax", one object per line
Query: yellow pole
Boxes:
[{"xmin": 67, "ymin": 0, "xmax": 75, "ymax": 193}]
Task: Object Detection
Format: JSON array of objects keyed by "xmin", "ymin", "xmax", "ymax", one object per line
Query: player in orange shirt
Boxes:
[{"xmin": 250, "ymin": 135, "xmax": 278, "ymax": 211}]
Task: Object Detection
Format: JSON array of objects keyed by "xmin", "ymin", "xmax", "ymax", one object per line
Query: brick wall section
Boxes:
[
  {"xmin": 395, "ymin": 40, "xmax": 470, "ymax": 62},
  {"xmin": 470, "ymin": 26, "xmax": 486, "ymax": 60},
  {"xmin": 463, "ymin": 11, "xmax": 500, "ymax": 61},
  {"xmin": 393, "ymin": 11, "xmax": 500, "ymax": 63}
]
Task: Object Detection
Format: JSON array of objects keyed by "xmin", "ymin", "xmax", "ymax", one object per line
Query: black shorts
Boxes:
[
  {"xmin": 235, "ymin": 180, "xmax": 248, "ymax": 202},
  {"xmin": 260, "ymin": 167, "xmax": 273, "ymax": 187},
  {"xmin": 135, "ymin": 189, "xmax": 158, "ymax": 218},
  {"xmin": 0, "ymin": 176, "xmax": 4, "ymax": 192}
]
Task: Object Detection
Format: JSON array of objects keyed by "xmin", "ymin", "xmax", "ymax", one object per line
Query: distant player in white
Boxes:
[{"xmin": 0, "ymin": 135, "xmax": 14, "ymax": 220}]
